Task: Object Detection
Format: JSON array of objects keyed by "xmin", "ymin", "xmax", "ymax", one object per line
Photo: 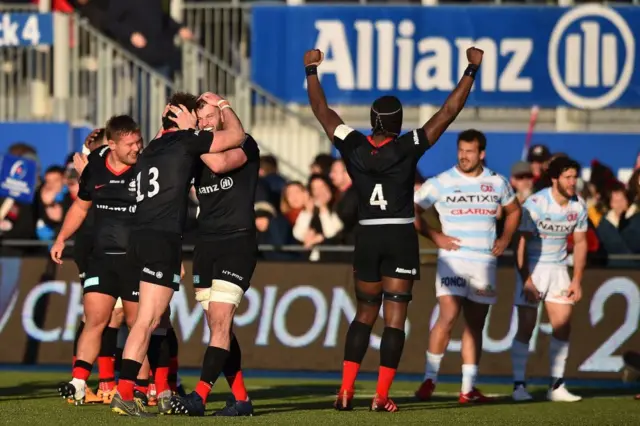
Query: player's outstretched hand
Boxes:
[
  {"xmin": 466, "ymin": 47, "xmax": 483, "ymax": 66},
  {"xmin": 303, "ymin": 49, "xmax": 324, "ymax": 67},
  {"xmin": 50, "ymin": 240, "xmax": 65, "ymax": 265},
  {"xmin": 73, "ymin": 153, "xmax": 89, "ymax": 175},
  {"xmin": 567, "ymin": 279, "xmax": 582, "ymax": 303},
  {"xmin": 491, "ymin": 237, "xmax": 509, "ymax": 257},
  {"xmin": 167, "ymin": 104, "xmax": 197, "ymax": 130},
  {"xmin": 523, "ymin": 279, "xmax": 540, "ymax": 304}
]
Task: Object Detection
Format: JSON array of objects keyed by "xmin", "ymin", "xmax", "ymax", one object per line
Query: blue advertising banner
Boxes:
[
  {"xmin": 0, "ymin": 13, "xmax": 54, "ymax": 46},
  {"xmin": 337, "ymin": 130, "xmax": 639, "ymax": 184},
  {"xmin": 0, "ymin": 154, "xmax": 37, "ymax": 203},
  {"xmin": 252, "ymin": 4, "xmax": 640, "ymax": 109}
]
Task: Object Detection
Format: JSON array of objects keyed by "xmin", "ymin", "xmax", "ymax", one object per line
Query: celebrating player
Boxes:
[
  {"xmin": 110, "ymin": 92, "xmax": 246, "ymax": 417},
  {"xmin": 53, "ymin": 116, "xmax": 142, "ymax": 405},
  {"xmin": 304, "ymin": 46, "xmax": 483, "ymax": 412},
  {"xmin": 413, "ymin": 130, "xmax": 521, "ymax": 403},
  {"xmin": 510, "ymin": 157, "xmax": 587, "ymax": 402},
  {"xmin": 169, "ymin": 97, "xmax": 258, "ymax": 417}
]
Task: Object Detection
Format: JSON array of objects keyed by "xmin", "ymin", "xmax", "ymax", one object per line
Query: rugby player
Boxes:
[
  {"xmin": 414, "ymin": 130, "xmax": 521, "ymax": 403},
  {"xmin": 303, "ymin": 46, "xmax": 484, "ymax": 412},
  {"xmin": 510, "ymin": 157, "xmax": 586, "ymax": 402},
  {"xmin": 168, "ymin": 96, "xmax": 259, "ymax": 417},
  {"xmin": 52, "ymin": 116, "xmax": 143, "ymax": 405},
  {"xmin": 110, "ymin": 92, "xmax": 246, "ymax": 416}
]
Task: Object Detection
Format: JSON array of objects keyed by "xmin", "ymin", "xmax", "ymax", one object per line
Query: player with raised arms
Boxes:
[
  {"xmin": 510, "ymin": 156, "xmax": 587, "ymax": 402},
  {"xmin": 304, "ymin": 46, "xmax": 484, "ymax": 412},
  {"xmin": 413, "ymin": 130, "xmax": 521, "ymax": 403}
]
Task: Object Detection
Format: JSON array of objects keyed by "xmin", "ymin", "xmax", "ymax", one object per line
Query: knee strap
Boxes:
[
  {"xmin": 355, "ymin": 289, "xmax": 383, "ymax": 305},
  {"xmin": 383, "ymin": 291, "xmax": 413, "ymax": 303}
]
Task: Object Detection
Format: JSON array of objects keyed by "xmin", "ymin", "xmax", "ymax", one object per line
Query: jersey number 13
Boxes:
[
  {"xmin": 369, "ymin": 184, "xmax": 388, "ymax": 211},
  {"xmin": 136, "ymin": 167, "xmax": 160, "ymax": 202}
]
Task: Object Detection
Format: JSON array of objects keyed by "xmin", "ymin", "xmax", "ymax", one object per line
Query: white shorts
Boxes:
[
  {"xmin": 435, "ymin": 256, "xmax": 497, "ymax": 305},
  {"xmin": 514, "ymin": 264, "xmax": 573, "ymax": 307}
]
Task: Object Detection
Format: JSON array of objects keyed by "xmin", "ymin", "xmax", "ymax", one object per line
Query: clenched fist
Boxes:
[
  {"xmin": 467, "ymin": 47, "xmax": 484, "ymax": 66},
  {"xmin": 304, "ymin": 49, "xmax": 324, "ymax": 67}
]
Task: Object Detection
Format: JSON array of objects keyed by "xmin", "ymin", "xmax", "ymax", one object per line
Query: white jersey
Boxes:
[
  {"xmin": 414, "ymin": 166, "xmax": 515, "ymax": 263},
  {"xmin": 519, "ymin": 187, "xmax": 588, "ymax": 266}
]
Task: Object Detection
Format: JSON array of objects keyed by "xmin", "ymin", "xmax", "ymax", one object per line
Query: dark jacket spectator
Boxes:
[
  {"xmin": 259, "ymin": 155, "xmax": 287, "ymax": 212},
  {"xmin": 329, "ymin": 159, "xmax": 358, "ymax": 246}
]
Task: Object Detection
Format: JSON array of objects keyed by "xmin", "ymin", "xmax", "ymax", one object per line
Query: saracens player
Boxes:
[
  {"xmin": 110, "ymin": 92, "xmax": 246, "ymax": 417},
  {"xmin": 52, "ymin": 116, "xmax": 143, "ymax": 405},
  {"xmin": 303, "ymin": 46, "xmax": 484, "ymax": 412},
  {"xmin": 169, "ymin": 96, "xmax": 259, "ymax": 417},
  {"xmin": 413, "ymin": 130, "xmax": 521, "ymax": 403}
]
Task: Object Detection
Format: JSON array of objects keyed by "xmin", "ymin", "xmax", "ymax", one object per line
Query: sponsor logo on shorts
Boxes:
[
  {"xmin": 83, "ymin": 277, "xmax": 99, "ymax": 288},
  {"xmin": 223, "ymin": 270, "xmax": 244, "ymax": 282},
  {"xmin": 395, "ymin": 267, "xmax": 417, "ymax": 275},
  {"xmin": 475, "ymin": 285, "xmax": 496, "ymax": 297},
  {"xmin": 132, "ymin": 291, "xmax": 139, "ymax": 296},
  {"xmin": 193, "ymin": 275, "xmax": 200, "ymax": 284},
  {"xmin": 440, "ymin": 276, "xmax": 467, "ymax": 287},
  {"xmin": 143, "ymin": 267, "xmax": 162, "ymax": 280},
  {"xmin": 173, "ymin": 274, "xmax": 180, "ymax": 284}
]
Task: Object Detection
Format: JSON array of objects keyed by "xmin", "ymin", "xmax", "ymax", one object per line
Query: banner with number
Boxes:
[
  {"xmin": 1, "ymin": 258, "xmax": 638, "ymax": 379},
  {"xmin": 0, "ymin": 13, "xmax": 53, "ymax": 46},
  {"xmin": 251, "ymin": 4, "xmax": 640, "ymax": 109}
]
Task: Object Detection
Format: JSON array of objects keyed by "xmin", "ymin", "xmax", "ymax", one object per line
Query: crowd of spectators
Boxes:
[{"xmin": 1, "ymin": 137, "xmax": 639, "ymax": 267}]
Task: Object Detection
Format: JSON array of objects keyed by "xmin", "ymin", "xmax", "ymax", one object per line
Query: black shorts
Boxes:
[
  {"xmin": 73, "ymin": 232, "xmax": 93, "ymax": 282},
  {"xmin": 127, "ymin": 230, "xmax": 182, "ymax": 291},
  {"xmin": 353, "ymin": 222, "xmax": 420, "ymax": 282},
  {"xmin": 84, "ymin": 254, "xmax": 139, "ymax": 302},
  {"xmin": 192, "ymin": 232, "xmax": 257, "ymax": 292}
]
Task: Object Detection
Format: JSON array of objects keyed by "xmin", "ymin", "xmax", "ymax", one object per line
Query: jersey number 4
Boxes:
[
  {"xmin": 369, "ymin": 184, "xmax": 388, "ymax": 211},
  {"xmin": 136, "ymin": 167, "xmax": 160, "ymax": 202}
]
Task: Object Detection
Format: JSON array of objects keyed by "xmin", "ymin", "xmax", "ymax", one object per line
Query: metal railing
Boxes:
[{"xmin": 179, "ymin": 41, "xmax": 329, "ymax": 181}]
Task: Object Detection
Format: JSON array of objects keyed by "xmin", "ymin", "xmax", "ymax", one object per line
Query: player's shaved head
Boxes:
[
  {"xmin": 163, "ymin": 92, "xmax": 199, "ymax": 130},
  {"xmin": 370, "ymin": 95, "xmax": 403, "ymax": 137}
]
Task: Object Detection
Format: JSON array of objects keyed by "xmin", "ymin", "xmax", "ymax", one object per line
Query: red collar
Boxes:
[
  {"xmin": 160, "ymin": 128, "xmax": 180, "ymax": 136},
  {"xmin": 367, "ymin": 135, "xmax": 394, "ymax": 149},
  {"xmin": 105, "ymin": 151, "xmax": 131, "ymax": 176}
]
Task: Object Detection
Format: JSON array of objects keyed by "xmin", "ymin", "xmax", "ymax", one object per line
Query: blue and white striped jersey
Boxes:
[
  {"xmin": 519, "ymin": 187, "xmax": 588, "ymax": 266},
  {"xmin": 414, "ymin": 166, "xmax": 515, "ymax": 262}
]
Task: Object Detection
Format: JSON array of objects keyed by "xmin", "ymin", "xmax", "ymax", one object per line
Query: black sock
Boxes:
[
  {"xmin": 119, "ymin": 359, "xmax": 142, "ymax": 382},
  {"xmin": 135, "ymin": 378, "xmax": 149, "ymax": 388},
  {"xmin": 73, "ymin": 321, "xmax": 85, "ymax": 356},
  {"xmin": 147, "ymin": 335, "xmax": 167, "ymax": 372},
  {"xmin": 379, "ymin": 326, "xmax": 405, "ymax": 369},
  {"xmin": 100, "ymin": 327, "xmax": 119, "ymax": 358},
  {"xmin": 200, "ymin": 346, "xmax": 230, "ymax": 387},
  {"xmin": 167, "ymin": 327, "xmax": 179, "ymax": 358},
  {"xmin": 344, "ymin": 320, "xmax": 373, "ymax": 363},
  {"xmin": 551, "ymin": 377, "xmax": 564, "ymax": 389},
  {"xmin": 115, "ymin": 348, "xmax": 123, "ymax": 373},
  {"xmin": 514, "ymin": 381, "xmax": 527, "ymax": 389},
  {"xmin": 222, "ymin": 333, "xmax": 242, "ymax": 377}
]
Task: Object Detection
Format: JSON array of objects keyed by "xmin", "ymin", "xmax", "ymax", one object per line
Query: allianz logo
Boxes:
[{"xmin": 308, "ymin": 4, "xmax": 633, "ymax": 109}]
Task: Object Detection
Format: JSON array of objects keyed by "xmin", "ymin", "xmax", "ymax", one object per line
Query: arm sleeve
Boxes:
[
  {"xmin": 332, "ymin": 124, "xmax": 361, "ymax": 156},
  {"xmin": 518, "ymin": 201, "xmax": 539, "ymax": 233},
  {"xmin": 575, "ymin": 207, "xmax": 588, "ymax": 233},
  {"xmin": 398, "ymin": 128, "xmax": 431, "ymax": 157},
  {"xmin": 241, "ymin": 137, "xmax": 260, "ymax": 162},
  {"xmin": 77, "ymin": 164, "xmax": 92, "ymax": 201},
  {"xmin": 500, "ymin": 177, "xmax": 517, "ymax": 206},
  {"xmin": 413, "ymin": 178, "xmax": 440, "ymax": 209},
  {"xmin": 184, "ymin": 130, "xmax": 215, "ymax": 156}
]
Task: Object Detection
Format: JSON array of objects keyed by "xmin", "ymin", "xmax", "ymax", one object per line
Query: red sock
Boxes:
[
  {"xmin": 98, "ymin": 356, "xmax": 115, "ymax": 381},
  {"xmin": 169, "ymin": 356, "xmax": 179, "ymax": 392},
  {"xmin": 134, "ymin": 385, "xmax": 148, "ymax": 395},
  {"xmin": 118, "ymin": 379, "xmax": 135, "ymax": 401},
  {"xmin": 72, "ymin": 361, "xmax": 92, "ymax": 381},
  {"xmin": 340, "ymin": 361, "xmax": 360, "ymax": 394},
  {"xmin": 194, "ymin": 381, "xmax": 212, "ymax": 403},
  {"xmin": 226, "ymin": 370, "xmax": 248, "ymax": 401},
  {"xmin": 375, "ymin": 366, "xmax": 396, "ymax": 399},
  {"xmin": 154, "ymin": 367, "xmax": 170, "ymax": 395}
]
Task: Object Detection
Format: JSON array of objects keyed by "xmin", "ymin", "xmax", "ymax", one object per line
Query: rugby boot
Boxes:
[
  {"xmin": 547, "ymin": 383, "xmax": 582, "ymax": 402},
  {"xmin": 157, "ymin": 395, "xmax": 173, "ymax": 415},
  {"xmin": 84, "ymin": 386, "xmax": 103, "ymax": 404},
  {"xmin": 512, "ymin": 383, "xmax": 533, "ymax": 402},
  {"xmin": 370, "ymin": 394, "xmax": 398, "ymax": 412},
  {"xmin": 459, "ymin": 387, "xmax": 495, "ymax": 404},
  {"xmin": 134, "ymin": 389, "xmax": 149, "ymax": 406},
  {"xmin": 169, "ymin": 391, "xmax": 206, "ymax": 416},
  {"xmin": 212, "ymin": 396, "xmax": 254, "ymax": 416},
  {"xmin": 59, "ymin": 381, "xmax": 84, "ymax": 405},
  {"xmin": 334, "ymin": 389, "xmax": 354, "ymax": 411},
  {"xmin": 98, "ymin": 386, "xmax": 118, "ymax": 404},
  {"xmin": 175, "ymin": 383, "xmax": 187, "ymax": 397},
  {"xmin": 414, "ymin": 378, "xmax": 435, "ymax": 401},
  {"xmin": 110, "ymin": 393, "xmax": 155, "ymax": 417}
]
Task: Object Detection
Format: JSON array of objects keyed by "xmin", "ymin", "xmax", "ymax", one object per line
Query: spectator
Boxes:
[
  {"xmin": 510, "ymin": 161, "xmax": 534, "ymax": 204},
  {"xmin": 255, "ymin": 201, "xmax": 299, "ymax": 261},
  {"xmin": 280, "ymin": 181, "xmax": 307, "ymax": 226},
  {"xmin": 0, "ymin": 143, "xmax": 38, "ymax": 256},
  {"xmin": 34, "ymin": 166, "xmax": 67, "ymax": 244},
  {"xmin": 70, "ymin": 0, "xmax": 110, "ymax": 33},
  {"xmin": 106, "ymin": 0, "xmax": 194, "ymax": 77},
  {"xmin": 293, "ymin": 174, "xmax": 343, "ymax": 262},
  {"xmin": 259, "ymin": 154, "xmax": 287, "ymax": 211},
  {"xmin": 329, "ymin": 159, "xmax": 358, "ymax": 245},
  {"xmin": 310, "ymin": 153, "xmax": 334, "ymax": 177},
  {"xmin": 527, "ymin": 144, "xmax": 551, "ymax": 191}
]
